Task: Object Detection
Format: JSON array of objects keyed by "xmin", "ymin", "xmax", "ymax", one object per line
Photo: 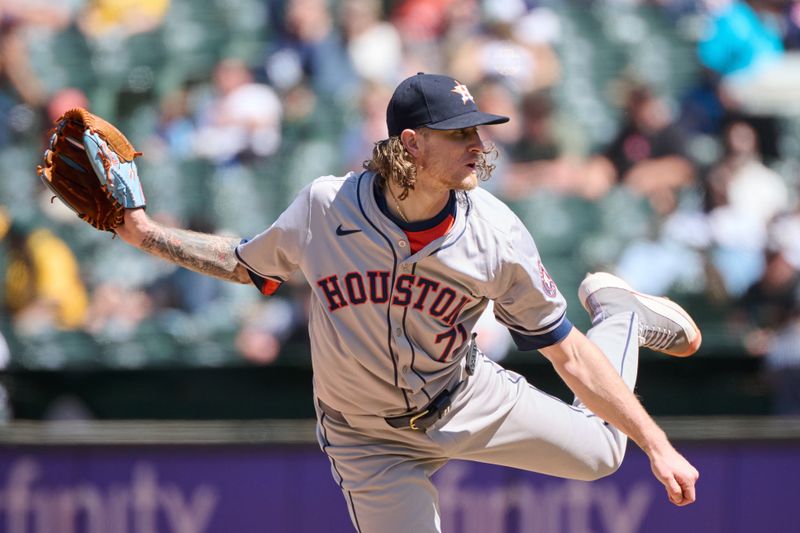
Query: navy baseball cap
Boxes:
[{"xmin": 387, "ymin": 73, "xmax": 509, "ymax": 136}]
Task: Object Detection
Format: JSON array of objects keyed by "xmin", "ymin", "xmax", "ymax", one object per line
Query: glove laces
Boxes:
[{"xmin": 639, "ymin": 324, "xmax": 677, "ymax": 351}]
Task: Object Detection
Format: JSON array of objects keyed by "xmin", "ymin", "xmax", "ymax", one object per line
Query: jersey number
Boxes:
[{"xmin": 434, "ymin": 324, "xmax": 468, "ymax": 362}]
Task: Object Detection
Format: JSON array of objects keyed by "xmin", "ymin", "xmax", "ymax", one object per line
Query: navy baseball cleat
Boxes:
[{"xmin": 578, "ymin": 272, "xmax": 702, "ymax": 357}]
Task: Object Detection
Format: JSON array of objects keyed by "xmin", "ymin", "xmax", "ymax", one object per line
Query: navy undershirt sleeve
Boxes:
[{"xmin": 509, "ymin": 318, "xmax": 574, "ymax": 351}]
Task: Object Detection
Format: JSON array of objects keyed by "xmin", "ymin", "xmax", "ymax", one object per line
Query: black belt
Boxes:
[
  {"xmin": 384, "ymin": 385, "xmax": 458, "ymax": 431},
  {"xmin": 317, "ymin": 382, "xmax": 463, "ymax": 432}
]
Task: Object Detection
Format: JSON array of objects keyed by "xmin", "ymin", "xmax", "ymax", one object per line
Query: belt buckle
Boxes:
[{"xmin": 409, "ymin": 409, "xmax": 430, "ymax": 430}]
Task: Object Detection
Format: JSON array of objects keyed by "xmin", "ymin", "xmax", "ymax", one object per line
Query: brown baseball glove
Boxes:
[{"xmin": 38, "ymin": 108, "xmax": 146, "ymax": 231}]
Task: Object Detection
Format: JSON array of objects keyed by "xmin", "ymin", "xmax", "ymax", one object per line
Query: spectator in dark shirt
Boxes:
[
  {"xmin": 503, "ymin": 89, "xmax": 593, "ymax": 199},
  {"xmin": 735, "ymin": 216, "xmax": 800, "ymax": 414},
  {"xmin": 584, "ymin": 84, "xmax": 695, "ymax": 215}
]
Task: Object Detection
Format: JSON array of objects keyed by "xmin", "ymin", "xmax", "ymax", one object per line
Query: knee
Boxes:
[
  {"xmin": 586, "ymin": 456, "xmax": 623, "ymax": 481},
  {"xmin": 576, "ymin": 446, "xmax": 625, "ymax": 481}
]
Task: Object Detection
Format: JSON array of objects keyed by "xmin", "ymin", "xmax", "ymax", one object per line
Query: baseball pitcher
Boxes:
[{"xmin": 41, "ymin": 73, "xmax": 700, "ymax": 533}]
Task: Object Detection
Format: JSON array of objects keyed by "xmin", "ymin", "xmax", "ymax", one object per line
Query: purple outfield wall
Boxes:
[{"xmin": 0, "ymin": 441, "xmax": 797, "ymax": 533}]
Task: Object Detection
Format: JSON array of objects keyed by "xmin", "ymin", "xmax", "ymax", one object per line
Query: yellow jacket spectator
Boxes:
[
  {"xmin": 3, "ymin": 220, "xmax": 88, "ymax": 331},
  {"xmin": 79, "ymin": 0, "xmax": 170, "ymax": 38}
]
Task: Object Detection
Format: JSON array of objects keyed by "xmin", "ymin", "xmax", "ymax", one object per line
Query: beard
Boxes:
[{"xmin": 453, "ymin": 171, "xmax": 479, "ymax": 191}]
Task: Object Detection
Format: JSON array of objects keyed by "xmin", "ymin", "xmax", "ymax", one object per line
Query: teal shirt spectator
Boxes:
[{"xmin": 698, "ymin": 1, "xmax": 784, "ymax": 76}]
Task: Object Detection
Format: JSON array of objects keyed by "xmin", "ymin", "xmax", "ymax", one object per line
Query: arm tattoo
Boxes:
[{"xmin": 140, "ymin": 225, "xmax": 251, "ymax": 284}]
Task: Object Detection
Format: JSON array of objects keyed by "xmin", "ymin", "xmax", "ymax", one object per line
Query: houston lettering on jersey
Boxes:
[{"xmin": 316, "ymin": 270, "xmax": 471, "ymax": 326}]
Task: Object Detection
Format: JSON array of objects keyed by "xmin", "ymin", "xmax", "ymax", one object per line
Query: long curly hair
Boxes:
[{"xmin": 363, "ymin": 132, "xmax": 498, "ymax": 200}]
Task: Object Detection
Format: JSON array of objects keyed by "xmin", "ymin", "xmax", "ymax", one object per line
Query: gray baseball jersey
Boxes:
[
  {"xmin": 235, "ymin": 170, "xmax": 572, "ymax": 417},
  {"xmin": 234, "ymin": 170, "xmax": 645, "ymax": 533}
]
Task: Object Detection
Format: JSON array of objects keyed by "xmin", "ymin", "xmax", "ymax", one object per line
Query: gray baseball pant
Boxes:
[{"xmin": 316, "ymin": 312, "xmax": 639, "ymax": 533}]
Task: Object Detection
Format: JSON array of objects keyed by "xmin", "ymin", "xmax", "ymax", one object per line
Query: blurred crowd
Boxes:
[{"xmin": 2, "ymin": 0, "xmax": 800, "ymax": 410}]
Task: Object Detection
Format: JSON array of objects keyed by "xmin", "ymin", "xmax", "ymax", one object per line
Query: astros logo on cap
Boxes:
[
  {"xmin": 386, "ymin": 73, "xmax": 508, "ymax": 136},
  {"xmin": 451, "ymin": 82, "xmax": 474, "ymax": 105}
]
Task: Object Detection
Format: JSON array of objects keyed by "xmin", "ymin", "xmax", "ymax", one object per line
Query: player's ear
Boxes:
[{"xmin": 400, "ymin": 129, "xmax": 421, "ymax": 157}]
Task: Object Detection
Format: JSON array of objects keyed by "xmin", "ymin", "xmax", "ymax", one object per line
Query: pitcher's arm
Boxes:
[{"xmin": 115, "ymin": 208, "xmax": 252, "ymax": 284}]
